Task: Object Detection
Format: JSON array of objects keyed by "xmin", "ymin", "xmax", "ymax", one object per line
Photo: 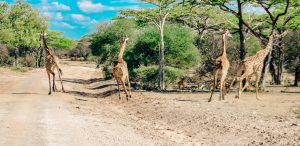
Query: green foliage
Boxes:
[
  {"xmin": 0, "ymin": 44, "xmax": 10, "ymax": 66},
  {"xmin": 246, "ymin": 35, "xmax": 262, "ymax": 56},
  {"xmin": 10, "ymin": 66, "xmax": 27, "ymax": 72},
  {"xmin": 8, "ymin": 0, "xmax": 48, "ymax": 48},
  {"xmin": 293, "ymin": 107, "xmax": 300, "ymax": 119},
  {"xmin": 19, "ymin": 55, "xmax": 35, "ymax": 67},
  {"xmin": 126, "ymin": 23, "xmax": 200, "ymax": 71},
  {"xmin": 134, "ymin": 66, "xmax": 184, "ymax": 90},
  {"xmin": 46, "ymin": 31, "xmax": 77, "ymax": 50},
  {"xmin": 283, "ymin": 30, "xmax": 300, "ymax": 73},
  {"xmin": 103, "ymin": 64, "xmax": 113, "ymax": 80},
  {"xmin": 70, "ymin": 35, "xmax": 91, "ymax": 61},
  {"xmin": 0, "ymin": 1, "xmax": 74, "ymax": 67},
  {"xmin": 90, "ymin": 19, "xmax": 137, "ymax": 64}
]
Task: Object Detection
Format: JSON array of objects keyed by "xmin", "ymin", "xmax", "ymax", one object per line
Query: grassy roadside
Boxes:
[
  {"xmin": 10, "ymin": 66, "xmax": 33, "ymax": 72},
  {"xmin": 293, "ymin": 107, "xmax": 300, "ymax": 119}
]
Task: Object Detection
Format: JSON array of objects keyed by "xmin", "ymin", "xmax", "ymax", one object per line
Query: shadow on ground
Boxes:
[
  {"xmin": 63, "ymin": 77, "xmax": 120, "ymax": 98},
  {"xmin": 65, "ymin": 90, "xmax": 118, "ymax": 98},
  {"xmin": 63, "ymin": 78, "xmax": 105, "ymax": 84}
]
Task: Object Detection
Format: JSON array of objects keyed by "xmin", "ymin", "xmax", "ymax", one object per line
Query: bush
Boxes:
[
  {"xmin": 134, "ymin": 66, "xmax": 184, "ymax": 90},
  {"xmin": 126, "ymin": 24, "xmax": 200, "ymax": 72},
  {"xmin": 0, "ymin": 44, "xmax": 9, "ymax": 66},
  {"xmin": 19, "ymin": 55, "xmax": 35, "ymax": 67},
  {"xmin": 10, "ymin": 66, "xmax": 27, "ymax": 72},
  {"xmin": 103, "ymin": 64, "xmax": 113, "ymax": 80}
]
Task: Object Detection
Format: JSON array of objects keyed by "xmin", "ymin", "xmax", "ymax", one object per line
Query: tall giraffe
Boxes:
[
  {"xmin": 235, "ymin": 31, "xmax": 275, "ymax": 100},
  {"xmin": 112, "ymin": 37, "xmax": 132, "ymax": 100},
  {"xmin": 40, "ymin": 32, "xmax": 65, "ymax": 95},
  {"xmin": 208, "ymin": 30, "xmax": 232, "ymax": 102}
]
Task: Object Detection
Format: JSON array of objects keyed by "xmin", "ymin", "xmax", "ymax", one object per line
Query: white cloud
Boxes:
[
  {"xmin": 61, "ymin": 22, "xmax": 75, "ymax": 29},
  {"xmin": 43, "ymin": 12, "xmax": 63, "ymax": 21},
  {"xmin": 91, "ymin": 19, "xmax": 98, "ymax": 24},
  {"xmin": 54, "ymin": 22, "xmax": 75, "ymax": 29},
  {"xmin": 51, "ymin": 2, "xmax": 71, "ymax": 10},
  {"xmin": 110, "ymin": 0, "xmax": 141, "ymax": 4},
  {"xmin": 42, "ymin": 1, "xmax": 70, "ymax": 11},
  {"xmin": 71, "ymin": 14, "xmax": 90, "ymax": 21},
  {"xmin": 77, "ymin": 0, "xmax": 114, "ymax": 13},
  {"xmin": 70, "ymin": 14, "xmax": 98, "ymax": 26},
  {"xmin": 55, "ymin": 12, "xmax": 63, "ymax": 20},
  {"xmin": 116, "ymin": 5, "xmax": 142, "ymax": 10}
]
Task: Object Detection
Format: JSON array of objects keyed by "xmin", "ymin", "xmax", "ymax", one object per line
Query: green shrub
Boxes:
[
  {"xmin": 134, "ymin": 66, "xmax": 184, "ymax": 90},
  {"xmin": 103, "ymin": 64, "xmax": 113, "ymax": 80},
  {"xmin": 10, "ymin": 66, "xmax": 26, "ymax": 72},
  {"xmin": 19, "ymin": 55, "xmax": 35, "ymax": 67},
  {"xmin": 294, "ymin": 107, "xmax": 300, "ymax": 119}
]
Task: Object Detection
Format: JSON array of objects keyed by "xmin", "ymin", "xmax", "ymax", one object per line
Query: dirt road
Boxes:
[
  {"xmin": 0, "ymin": 61, "xmax": 300, "ymax": 145},
  {"xmin": 0, "ymin": 64, "xmax": 157, "ymax": 146}
]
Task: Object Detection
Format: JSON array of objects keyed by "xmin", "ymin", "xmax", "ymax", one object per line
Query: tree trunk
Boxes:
[
  {"xmin": 294, "ymin": 66, "xmax": 300, "ymax": 86},
  {"xmin": 13, "ymin": 47, "xmax": 19, "ymax": 67},
  {"xmin": 38, "ymin": 47, "xmax": 44, "ymax": 68},
  {"xmin": 237, "ymin": 0, "xmax": 246, "ymax": 60},
  {"xmin": 159, "ymin": 27, "xmax": 165, "ymax": 90},
  {"xmin": 277, "ymin": 43, "xmax": 284, "ymax": 85},
  {"xmin": 269, "ymin": 41, "xmax": 284, "ymax": 85},
  {"xmin": 269, "ymin": 53, "xmax": 277, "ymax": 84},
  {"xmin": 261, "ymin": 50, "xmax": 272, "ymax": 91}
]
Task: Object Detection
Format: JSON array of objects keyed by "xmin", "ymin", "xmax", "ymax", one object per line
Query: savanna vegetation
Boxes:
[
  {"xmin": 1, "ymin": 0, "xmax": 299, "ymax": 90},
  {"xmin": 0, "ymin": 1, "xmax": 76, "ymax": 68}
]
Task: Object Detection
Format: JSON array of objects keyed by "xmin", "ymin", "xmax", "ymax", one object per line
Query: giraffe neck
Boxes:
[
  {"xmin": 40, "ymin": 34, "xmax": 52, "ymax": 56},
  {"xmin": 221, "ymin": 34, "xmax": 227, "ymax": 57},
  {"xmin": 117, "ymin": 41, "xmax": 127, "ymax": 63},
  {"xmin": 263, "ymin": 33, "xmax": 274, "ymax": 55}
]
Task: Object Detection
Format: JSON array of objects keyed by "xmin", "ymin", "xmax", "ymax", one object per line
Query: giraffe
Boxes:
[
  {"xmin": 208, "ymin": 30, "xmax": 232, "ymax": 102},
  {"xmin": 178, "ymin": 77, "xmax": 188, "ymax": 89},
  {"xmin": 112, "ymin": 37, "xmax": 132, "ymax": 100},
  {"xmin": 235, "ymin": 31, "xmax": 275, "ymax": 100},
  {"xmin": 40, "ymin": 32, "xmax": 65, "ymax": 95}
]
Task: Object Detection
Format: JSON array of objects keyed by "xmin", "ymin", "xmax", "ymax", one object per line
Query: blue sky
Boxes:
[{"xmin": 4, "ymin": 0, "xmax": 152, "ymax": 40}]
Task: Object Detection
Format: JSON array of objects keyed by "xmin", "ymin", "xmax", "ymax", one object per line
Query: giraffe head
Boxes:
[
  {"xmin": 224, "ymin": 30, "xmax": 232, "ymax": 38},
  {"xmin": 120, "ymin": 36, "xmax": 129, "ymax": 44}
]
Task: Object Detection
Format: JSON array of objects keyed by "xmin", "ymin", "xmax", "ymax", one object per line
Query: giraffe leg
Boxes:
[
  {"xmin": 47, "ymin": 71, "xmax": 52, "ymax": 95},
  {"xmin": 116, "ymin": 79, "xmax": 121, "ymax": 99},
  {"xmin": 208, "ymin": 67, "xmax": 219, "ymax": 102},
  {"xmin": 220, "ymin": 69, "xmax": 228, "ymax": 100},
  {"xmin": 229, "ymin": 77, "xmax": 236, "ymax": 92},
  {"xmin": 57, "ymin": 69, "xmax": 65, "ymax": 92},
  {"xmin": 255, "ymin": 72, "xmax": 261, "ymax": 100},
  {"xmin": 121, "ymin": 80, "xmax": 129, "ymax": 101},
  {"xmin": 127, "ymin": 76, "xmax": 132, "ymax": 98},
  {"xmin": 51, "ymin": 71, "xmax": 57, "ymax": 92},
  {"xmin": 222, "ymin": 80, "xmax": 226, "ymax": 100},
  {"xmin": 236, "ymin": 72, "xmax": 251, "ymax": 99},
  {"xmin": 241, "ymin": 77, "xmax": 250, "ymax": 92},
  {"xmin": 246, "ymin": 75, "xmax": 252, "ymax": 91}
]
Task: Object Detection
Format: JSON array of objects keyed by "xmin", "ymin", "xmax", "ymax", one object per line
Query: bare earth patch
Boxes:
[{"xmin": 0, "ymin": 61, "xmax": 299, "ymax": 145}]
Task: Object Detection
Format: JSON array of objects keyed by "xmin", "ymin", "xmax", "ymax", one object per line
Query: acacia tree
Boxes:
[
  {"xmin": 189, "ymin": 0, "xmax": 294, "ymax": 89},
  {"xmin": 120, "ymin": 0, "xmax": 178, "ymax": 90},
  {"xmin": 7, "ymin": 0, "xmax": 48, "ymax": 66},
  {"xmin": 187, "ymin": 0, "xmax": 248, "ymax": 60},
  {"xmin": 283, "ymin": 30, "xmax": 300, "ymax": 86},
  {"xmin": 268, "ymin": 2, "xmax": 300, "ymax": 84}
]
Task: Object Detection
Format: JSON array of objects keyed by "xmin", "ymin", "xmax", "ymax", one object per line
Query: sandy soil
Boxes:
[{"xmin": 0, "ymin": 61, "xmax": 300, "ymax": 146}]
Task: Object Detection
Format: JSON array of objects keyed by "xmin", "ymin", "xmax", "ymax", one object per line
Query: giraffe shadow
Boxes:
[
  {"xmin": 63, "ymin": 78, "xmax": 105, "ymax": 85},
  {"xmin": 90, "ymin": 84, "xmax": 117, "ymax": 90},
  {"xmin": 65, "ymin": 90, "xmax": 118, "ymax": 98}
]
